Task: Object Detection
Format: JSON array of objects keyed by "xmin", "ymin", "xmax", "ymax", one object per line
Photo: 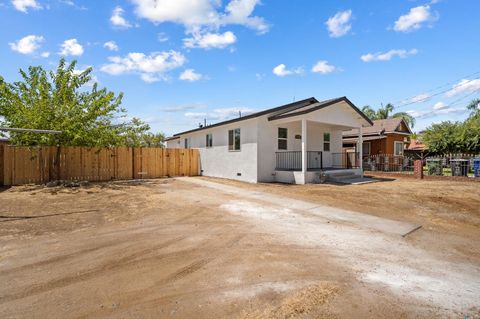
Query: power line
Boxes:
[
  {"xmin": 414, "ymin": 89, "xmax": 480, "ymax": 119},
  {"xmin": 395, "ymin": 75, "xmax": 480, "ymax": 109},
  {"xmin": 387, "ymin": 70, "xmax": 480, "ymax": 107}
]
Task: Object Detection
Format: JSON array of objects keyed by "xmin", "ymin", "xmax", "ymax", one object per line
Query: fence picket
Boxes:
[{"xmin": 1, "ymin": 146, "xmax": 199, "ymax": 186}]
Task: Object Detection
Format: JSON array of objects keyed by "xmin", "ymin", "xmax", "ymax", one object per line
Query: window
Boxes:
[
  {"xmin": 278, "ymin": 128, "xmax": 287, "ymax": 150},
  {"xmin": 184, "ymin": 138, "xmax": 190, "ymax": 149},
  {"xmin": 362, "ymin": 142, "xmax": 371, "ymax": 156},
  {"xmin": 394, "ymin": 141, "xmax": 404, "ymax": 156},
  {"xmin": 323, "ymin": 132, "xmax": 330, "ymax": 152},
  {"xmin": 206, "ymin": 133, "xmax": 213, "ymax": 148},
  {"xmin": 228, "ymin": 128, "xmax": 241, "ymax": 151}
]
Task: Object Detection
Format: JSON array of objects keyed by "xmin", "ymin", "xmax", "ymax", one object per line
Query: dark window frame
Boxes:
[
  {"xmin": 206, "ymin": 133, "xmax": 213, "ymax": 148},
  {"xmin": 228, "ymin": 128, "xmax": 241, "ymax": 151},
  {"xmin": 278, "ymin": 127, "xmax": 288, "ymax": 150},
  {"xmin": 323, "ymin": 132, "xmax": 330, "ymax": 152}
]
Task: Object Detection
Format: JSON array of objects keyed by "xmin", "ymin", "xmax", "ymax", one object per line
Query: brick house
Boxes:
[{"xmin": 342, "ymin": 118, "xmax": 412, "ymax": 157}]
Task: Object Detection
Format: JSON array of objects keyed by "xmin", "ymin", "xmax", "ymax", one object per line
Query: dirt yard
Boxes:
[{"xmin": 0, "ymin": 176, "xmax": 479, "ymax": 318}]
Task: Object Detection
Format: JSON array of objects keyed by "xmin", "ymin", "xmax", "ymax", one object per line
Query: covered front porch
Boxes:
[{"xmin": 270, "ymin": 116, "xmax": 366, "ymax": 184}]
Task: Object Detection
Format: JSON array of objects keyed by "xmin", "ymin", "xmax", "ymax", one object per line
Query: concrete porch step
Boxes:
[
  {"xmin": 326, "ymin": 171, "xmax": 362, "ymax": 183},
  {"xmin": 325, "ymin": 171, "xmax": 358, "ymax": 177},
  {"xmin": 333, "ymin": 176, "xmax": 378, "ymax": 185}
]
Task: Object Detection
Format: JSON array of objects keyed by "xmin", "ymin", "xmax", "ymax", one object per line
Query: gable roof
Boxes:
[
  {"xmin": 268, "ymin": 97, "xmax": 373, "ymax": 124},
  {"xmin": 343, "ymin": 118, "xmax": 412, "ymax": 137},
  {"xmin": 407, "ymin": 138, "xmax": 427, "ymax": 151},
  {"xmin": 172, "ymin": 96, "xmax": 372, "ymax": 137}
]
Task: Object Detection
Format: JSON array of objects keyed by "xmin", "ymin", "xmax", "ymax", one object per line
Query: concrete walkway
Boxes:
[
  {"xmin": 178, "ymin": 177, "xmax": 480, "ymax": 315},
  {"xmin": 180, "ymin": 177, "xmax": 421, "ymax": 237}
]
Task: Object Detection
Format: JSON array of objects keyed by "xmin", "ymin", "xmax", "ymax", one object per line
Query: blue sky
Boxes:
[{"xmin": 1, "ymin": 0, "xmax": 479, "ymax": 135}]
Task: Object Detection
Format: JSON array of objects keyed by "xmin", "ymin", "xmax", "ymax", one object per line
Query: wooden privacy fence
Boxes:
[{"xmin": 0, "ymin": 145, "xmax": 199, "ymax": 186}]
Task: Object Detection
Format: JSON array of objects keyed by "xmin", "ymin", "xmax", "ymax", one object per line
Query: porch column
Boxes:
[
  {"xmin": 358, "ymin": 126, "xmax": 363, "ymax": 174},
  {"xmin": 301, "ymin": 119, "xmax": 307, "ymax": 184}
]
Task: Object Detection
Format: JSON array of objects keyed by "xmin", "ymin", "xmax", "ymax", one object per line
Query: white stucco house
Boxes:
[{"xmin": 166, "ymin": 97, "xmax": 373, "ymax": 184}]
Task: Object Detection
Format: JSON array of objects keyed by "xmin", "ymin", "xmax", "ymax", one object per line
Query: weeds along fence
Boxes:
[
  {"xmin": 0, "ymin": 145, "xmax": 200, "ymax": 186},
  {"xmin": 363, "ymin": 153, "xmax": 480, "ymax": 178}
]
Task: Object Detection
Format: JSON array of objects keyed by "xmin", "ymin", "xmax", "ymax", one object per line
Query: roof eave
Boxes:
[{"xmin": 268, "ymin": 96, "xmax": 373, "ymax": 126}]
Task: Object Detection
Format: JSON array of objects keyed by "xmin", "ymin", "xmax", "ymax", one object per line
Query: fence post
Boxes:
[
  {"xmin": 414, "ymin": 160, "xmax": 423, "ymax": 179},
  {"xmin": 0, "ymin": 144, "xmax": 4, "ymax": 186}
]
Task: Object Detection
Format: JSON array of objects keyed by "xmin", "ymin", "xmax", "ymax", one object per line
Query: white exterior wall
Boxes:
[
  {"xmin": 166, "ymin": 138, "xmax": 181, "ymax": 148},
  {"xmin": 173, "ymin": 119, "xmax": 259, "ymax": 183},
  {"xmin": 306, "ymin": 122, "xmax": 343, "ymax": 168},
  {"xmin": 256, "ymin": 116, "xmax": 303, "ymax": 182}
]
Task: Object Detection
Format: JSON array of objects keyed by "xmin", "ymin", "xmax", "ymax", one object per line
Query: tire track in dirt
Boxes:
[
  {"xmin": 76, "ymin": 233, "xmax": 247, "ymax": 319},
  {"xmin": 0, "ymin": 236, "xmax": 137, "ymax": 276},
  {"xmin": 0, "ymin": 236, "xmax": 187, "ymax": 303},
  {"xmin": 158, "ymin": 233, "xmax": 245, "ymax": 285}
]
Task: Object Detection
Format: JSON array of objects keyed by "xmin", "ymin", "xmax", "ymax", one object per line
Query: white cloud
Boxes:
[
  {"xmin": 406, "ymin": 109, "xmax": 427, "ymax": 118},
  {"xmin": 9, "ymin": 35, "xmax": 44, "ymax": 54},
  {"xmin": 433, "ymin": 107, "xmax": 465, "ymax": 115},
  {"xmin": 179, "ymin": 69, "xmax": 203, "ymax": 81},
  {"xmin": 185, "ymin": 106, "xmax": 257, "ymax": 121},
  {"xmin": 103, "ymin": 41, "xmax": 119, "ymax": 51},
  {"xmin": 311, "ymin": 60, "xmax": 336, "ymax": 74},
  {"xmin": 222, "ymin": 0, "xmax": 269, "ymax": 34},
  {"xmin": 407, "ymin": 101, "xmax": 466, "ymax": 119},
  {"xmin": 59, "ymin": 0, "xmax": 87, "ymax": 10},
  {"xmin": 11, "ymin": 0, "xmax": 41, "ymax": 12},
  {"xmin": 59, "ymin": 38, "xmax": 84, "ymax": 56},
  {"xmin": 446, "ymin": 79, "xmax": 480, "ymax": 97},
  {"xmin": 157, "ymin": 32, "xmax": 169, "ymax": 42},
  {"xmin": 183, "ymin": 31, "xmax": 236, "ymax": 49},
  {"xmin": 361, "ymin": 49, "xmax": 418, "ymax": 62},
  {"xmin": 40, "ymin": 51, "xmax": 50, "ymax": 58},
  {"xmin": 432, "ymin": 102, "xmax": 446, "ymax": 110},
  {"xmin": 394, "ymin": 5, "xmax": 437, "ymax": 32},
  {"xmin": 110, "ymin": 6, "xmax": 132, "ymax": 28},
  {"xmin": 255, "ymin": 73, "xmax": 265, "ymax": 80},
  {"xmin": 100, "ymin": 51, "xmax": 186, "ymax": 82},
  {"xmin": 140, "ymin": 73, "xmax": 162, "ymax": 83},
  {"xmin": 73, "ymin": 67, "xmax": 98, "ymax": 86},
  {"xmin": 131, "ymin": 0, "xmax": 269, "ymax": 33},
  {"xmin": 410, "ymin": 92, "xmax": 431, "ymax": 103},
  {"xmin": 325, "ymin": 10, "xmax": 352, "ymax": 38},
  {"xmin": 272, "ymin": 64, "xmax": 303, "ymax": 77},
  {"xmin": 162, "ymin": 103, "xmax": 204, "ymax": 112}
]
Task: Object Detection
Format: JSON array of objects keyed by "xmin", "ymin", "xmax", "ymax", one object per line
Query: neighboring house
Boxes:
[
  {"xmin": 166, "ymin": 97, "xmax": 372, "ymax": 184},
  {"xmin": 407, "ymin": 138, "xmax": 427, "ymax": 151},
  {"xmin": 342, "ymin": 118, "xmax": 412, "ymax": 157},
  {"xmin": 405, "ymin": 138, "xmax": 428, "ymax": 157}
]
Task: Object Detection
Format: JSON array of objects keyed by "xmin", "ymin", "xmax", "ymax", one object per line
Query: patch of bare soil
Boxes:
[
  {"xmin": 0, "ymin": 177, "xmax": 479, "ymax": 318},
  {"xmin": 242, "ymin": 282, "xmax": 339, "ymax": 319}
]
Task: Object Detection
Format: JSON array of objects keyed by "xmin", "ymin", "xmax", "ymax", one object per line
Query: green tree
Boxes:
[
  {"xmin": 422, "ymin": 99, "xmax": 480, "ymax": 153},
  {"xmin": 0, "ymin": 59, "xmax": 159, "ymax": 147},
  {"xmin": 122, "ymin": 118, "xmax": 165, "ymax": 147},
  {"xmin": 361, "ymin": 103, "xmax": 416, "ymax": 128},
  {"xmin": 422, "ymin": 121, "xmax": 463, "ymax": 153}
]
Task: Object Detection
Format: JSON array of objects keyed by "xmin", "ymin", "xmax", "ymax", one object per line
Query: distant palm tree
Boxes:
[
  {"xmin": 467, "ymin": 98, "xmax": 480, "ymax": 117},
  {"xmin": 362, "ymin": 103, "xmax": 415, "ymax": 128}
]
